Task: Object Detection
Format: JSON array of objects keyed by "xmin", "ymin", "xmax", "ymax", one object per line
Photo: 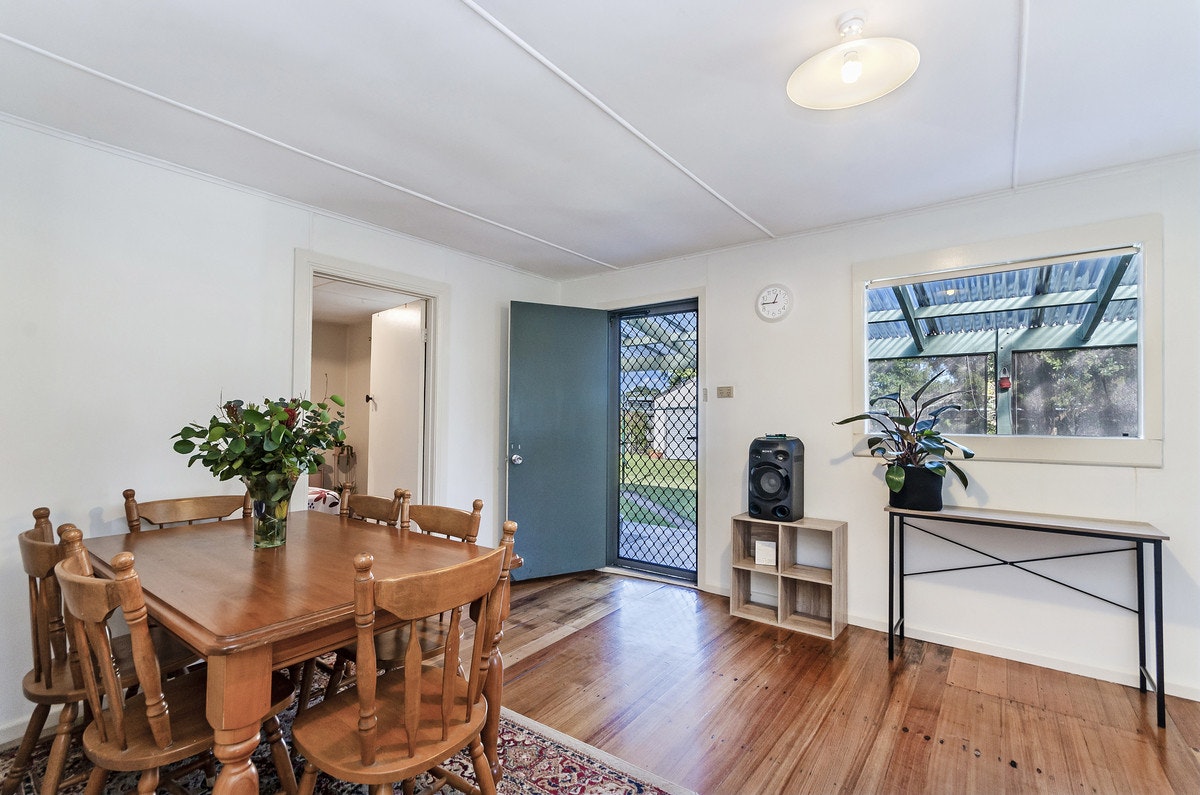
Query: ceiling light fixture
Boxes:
[{"xmin": 786, "ymin": 10, "xmax": 919, "ymax": 110}]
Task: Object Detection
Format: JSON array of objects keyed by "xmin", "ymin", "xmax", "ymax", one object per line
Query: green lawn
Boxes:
[
  {"xmin": 620, "ymin": 486, "xmax": 696, "ymax": 524},
  {"xmin": 620, "ymin": 453, "xmax": 696, "ymax": 488},
  {"xmin": 619, "ymin": 454, "xmax": 697, "ymax": 523}
]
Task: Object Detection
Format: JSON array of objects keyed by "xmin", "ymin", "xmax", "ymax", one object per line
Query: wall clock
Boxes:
[{"xmin": 755, "ymin": 283, "xmax": 793, "ymax": 321}]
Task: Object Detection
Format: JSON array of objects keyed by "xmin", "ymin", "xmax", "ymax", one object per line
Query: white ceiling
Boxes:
[
  {"xmin": 311, "ymin": 277, "xmax": 419, "ymax": 325},
  {"xmin": 2, "ymin": 1, "xmax": 1197, "ymax": 281}
]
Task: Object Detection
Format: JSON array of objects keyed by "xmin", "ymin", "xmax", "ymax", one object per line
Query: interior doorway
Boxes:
[{"xmin": 311, "ymin": 276, "xmax": 427, "ymax": 500}]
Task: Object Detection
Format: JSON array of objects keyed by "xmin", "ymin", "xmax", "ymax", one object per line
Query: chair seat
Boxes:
[
  {"xmin": 20, "ymin": 662, "xmax": 87, "ymax": 705},
  {"xmin": 83, "ymin": 669, "xmax": 212, "ymax": 772},
  {"xmin": 293, "ymin": 667, "xmax": 486, "ymax": 786},
  {"xmin": 83, "ymin": 668, "xmax": 296, "ymax": 772}
]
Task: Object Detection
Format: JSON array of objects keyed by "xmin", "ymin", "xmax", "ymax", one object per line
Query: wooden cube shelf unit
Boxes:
[{"xmin": 730, "ymin": 513, "xmax": 847, "ymax": 639}]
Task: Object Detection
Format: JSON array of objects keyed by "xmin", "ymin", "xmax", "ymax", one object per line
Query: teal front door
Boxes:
[{"xmin": 506, "ymin": 301, "xmax": 609, "ymax": 580}]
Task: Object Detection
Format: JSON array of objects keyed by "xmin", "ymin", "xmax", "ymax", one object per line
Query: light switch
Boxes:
[{"xmin": 717, "ymin": 386, "xmax": 734, "ymax": 399}]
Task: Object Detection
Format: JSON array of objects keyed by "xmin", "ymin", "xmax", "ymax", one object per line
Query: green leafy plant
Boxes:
[
  {"xmin": 834, "ymin": 370, "xmax": 975, "ymax": 492},
  {"xmin": 172, "ymin": 395, "xmax": 347, "ymax": 502}
]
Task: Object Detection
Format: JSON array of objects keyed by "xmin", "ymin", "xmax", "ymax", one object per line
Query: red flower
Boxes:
[{"xmin": 283, "ymin": 407, "xmax": 299, "ymax": 428}]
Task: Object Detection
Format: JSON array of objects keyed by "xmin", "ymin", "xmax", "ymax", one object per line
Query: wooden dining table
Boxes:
[{"xmin": 85, "ymin": 510, "xmax": 513, "ymax": 794}]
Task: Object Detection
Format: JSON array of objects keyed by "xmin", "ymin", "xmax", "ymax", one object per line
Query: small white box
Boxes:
[{"xmin": 754, "ymin": 540, "xmax": 777, "ymax": 567}]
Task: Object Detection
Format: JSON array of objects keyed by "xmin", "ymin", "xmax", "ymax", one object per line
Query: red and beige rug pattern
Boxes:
[
  {"xmin": 0, "ymin": 705, "xmax": 695, "ymax": 795},
  {"xmin": 484, "ymin": 708, "xmax": 694, "ymax": 795}
]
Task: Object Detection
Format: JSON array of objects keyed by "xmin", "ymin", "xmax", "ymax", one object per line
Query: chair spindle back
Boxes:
[{"xmin": 56, "ymin": 526, "xmax": 171, "ymax": 750}]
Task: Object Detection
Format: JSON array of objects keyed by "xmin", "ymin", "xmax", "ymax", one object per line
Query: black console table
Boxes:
[{"xmin": 886, "ymin": 505, "xmax": 1169, "ymax": 727}]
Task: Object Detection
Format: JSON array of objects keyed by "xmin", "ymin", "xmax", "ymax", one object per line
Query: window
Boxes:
[
  {"xmin": 850, "ymin": 217, "xmax": 1162, "ymax": 467},
  {"xmin": 866, "ymin": 250, "xmax": 1140, "ymax": 437}
]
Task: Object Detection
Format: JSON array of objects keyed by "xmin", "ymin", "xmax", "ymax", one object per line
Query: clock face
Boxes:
[{"xmin": 756, "ymin": 284, "xmax": 793, "ymax": 321}]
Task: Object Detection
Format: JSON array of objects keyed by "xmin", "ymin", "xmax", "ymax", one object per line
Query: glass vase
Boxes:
[{"xmin": 244, "ymin": 473, "xmax": 298, "ymax": 548}]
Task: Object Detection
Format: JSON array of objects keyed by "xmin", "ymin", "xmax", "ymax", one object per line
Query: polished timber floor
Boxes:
[{"xmin": 498, "ymin": 571, "xmax": 1200, "ymax": 794}]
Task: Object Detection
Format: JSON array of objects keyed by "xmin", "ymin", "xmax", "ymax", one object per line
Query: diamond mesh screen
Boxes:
[{"xmin": 616, "ymin": 309, "xmax": 698, "ymax": 576}]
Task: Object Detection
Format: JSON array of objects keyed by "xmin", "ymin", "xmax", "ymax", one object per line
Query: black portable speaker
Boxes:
[{"xmin": 748, "ymin": 436, "xmax": 804, "ymax": 521}]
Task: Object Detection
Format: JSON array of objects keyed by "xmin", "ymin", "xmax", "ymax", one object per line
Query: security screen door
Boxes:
[{"xmin": 612, "ymin": 301, "xmax": 699, "ymax": 581}]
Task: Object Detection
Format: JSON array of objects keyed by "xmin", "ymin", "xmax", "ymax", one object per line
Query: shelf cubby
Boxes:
[{"xmin": 730, "ymin": 513, "xmax": 847, "ymax": 640}]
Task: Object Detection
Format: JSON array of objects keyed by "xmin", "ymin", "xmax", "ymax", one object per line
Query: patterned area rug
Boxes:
[{"xmin": 0, "ymin": 702, "xmax": 695, "ymax": 795}]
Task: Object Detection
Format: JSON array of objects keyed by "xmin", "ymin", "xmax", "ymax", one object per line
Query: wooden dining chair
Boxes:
[
  {"xmin": 54, "ymin": 525, "xmax": 300, "ymax": 795},
  {"xmin": 405, "ymin": 498, "xmax": 483, "ymax": 542},
  {"xmin": 338, "ymin": 486, "xmax": 410, "ymax": 526},
  {"xmin": 123, "ymin": 487, "xmax": 251, "ymax": 532},
  {"xmin": 321, "ymin": 496, "xmax": 484, "ymax": 701},
  {"xmin": 290, "ymin": 530, "xmax": 517, "ymax": 795},
  {"xmin": 292, "ymin": 487, "xmax": 413, "ymax": 713},
  {"xmin": 2, "ymin": 510, "xmax": 203, "ymax": 795},
  {"xmin": 2, "ymin": 508, "xmax": 88, "ymax": 795}
]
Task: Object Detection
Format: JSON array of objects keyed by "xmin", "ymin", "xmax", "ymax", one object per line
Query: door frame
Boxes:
[
  {"xmin": 590, "ymin": 287, "xmax": 707, "ymax": 587},
  {"xmin": 292, "ymin": 249, "xmax": 449, "ymax": 504}
]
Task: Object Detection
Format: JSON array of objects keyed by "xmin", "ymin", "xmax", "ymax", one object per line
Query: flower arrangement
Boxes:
[{"xmin": 172, "ymin": 395, "xmax": 346, "ymax": 546}]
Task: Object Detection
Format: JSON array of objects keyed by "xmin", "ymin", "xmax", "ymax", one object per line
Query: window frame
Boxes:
[{"xmin": 849, "ymin": 215, "xmax": 1163, "ymax": 468}]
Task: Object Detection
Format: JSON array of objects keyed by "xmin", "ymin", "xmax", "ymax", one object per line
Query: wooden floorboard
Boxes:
[{"xmin": 501, "ymin": 570, "xmax": 1200, "ymax": 794}]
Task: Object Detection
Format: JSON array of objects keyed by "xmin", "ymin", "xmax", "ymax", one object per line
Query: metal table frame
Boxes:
[{"xmin": 886, "ymin": 505, "xmax": 1169, "ymax": 728}]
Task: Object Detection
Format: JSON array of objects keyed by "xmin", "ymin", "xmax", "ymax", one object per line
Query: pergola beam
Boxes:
[
  {"xmin": 867, "ymin": 284, "xmax": 1138, "ymax": 324},
  {"xmin": 1078, "ymin": 253, "xmax": 1134, "ymax": 342},
  {"xmin": 620, "ymin": 315, "xmax": 697, "ymax": 373},
  {"xmin": 868, "ymin": 319, "xmax": 1138, "ymax": 360},
  {"xmin": 892, "ymin": 285, "xmax": 925, "ymax": 353}
]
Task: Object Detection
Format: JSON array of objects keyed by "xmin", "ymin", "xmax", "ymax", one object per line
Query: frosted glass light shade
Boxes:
[{"xmin": 787, "ymin": 36, "xmax": 920, "ymax": 110}]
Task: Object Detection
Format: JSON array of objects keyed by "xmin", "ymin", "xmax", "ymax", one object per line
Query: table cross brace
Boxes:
[{"xmin": 905, "ymin": 521, "xmax": 1137, "ymax": 613}]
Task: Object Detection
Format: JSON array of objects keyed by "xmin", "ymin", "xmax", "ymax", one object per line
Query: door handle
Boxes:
[{"xmin": 510, "ymin": 454, "xmax": 524, "ymax": 465}]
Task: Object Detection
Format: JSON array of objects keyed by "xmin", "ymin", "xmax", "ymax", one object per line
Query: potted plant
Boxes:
[
  {"xmin": 172, "ymin": 395, "xmax": 346, "ymax": 547},
  {"xmin": 834, "ymin": 370, "xmax": 974, "ymax": 511}
]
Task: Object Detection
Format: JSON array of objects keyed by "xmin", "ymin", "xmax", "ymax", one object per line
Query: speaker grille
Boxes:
[{"xmin": 749, "ymin": 463, "xmax": 789, "ymax": 499}]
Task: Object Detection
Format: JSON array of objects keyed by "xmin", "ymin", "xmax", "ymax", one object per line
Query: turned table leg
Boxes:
[{"xmin": 207, "ymin": 647, "xmax": 272, "ymax": 795}]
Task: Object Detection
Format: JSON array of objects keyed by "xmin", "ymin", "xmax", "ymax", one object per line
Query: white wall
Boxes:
[
  {"xmin": 0, "ymin": 118, "xmax": 556, "ymax": 742},
  {"xmin": 367, "ymin": 303, "xmax": 426, "ymax": 498},
  {"xmin": 563, "ymin": 154, "xmax": 1200, "ymax": 699},
  {"xmin": 311, "ymin": 321, "xmax": 350, "ymax": 403},
  {"xmin": 310, "ymin": 320, "xmax": 349, "ymax": 487},
  {"xmin": 346, "ymin": 317, "xmax": 374, "ymax": 484}
]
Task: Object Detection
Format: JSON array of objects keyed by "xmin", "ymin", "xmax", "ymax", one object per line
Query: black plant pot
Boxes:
[{"xmin": 888, "ymin": 466, "xmax": 944, "ymax": 511}]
